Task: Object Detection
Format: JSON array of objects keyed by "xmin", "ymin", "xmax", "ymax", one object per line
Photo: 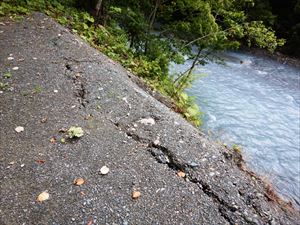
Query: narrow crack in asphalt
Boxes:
[{"xmin": 109, "ymin": 119, "xmax": 245, "ymax": 224}]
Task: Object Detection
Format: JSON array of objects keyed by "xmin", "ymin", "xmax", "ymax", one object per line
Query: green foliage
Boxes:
[
  {"xmin": 0, "ymin": 82, "xmax": 9, "ymax": 90},
  {"xmin": 244, "ymin": 21, "xmax": 285, "ymax": 52},
  {"xmin": 68, "ymin": 126, "xmax": 84, "ymax": 138},
  {"xmin": 1, "ymin": 0, "xmax": 287, "ymax": 127},
  {"xmin": 4, "ymin": 72, "xmax": 12, "ymax": 79},
  {"xmin": 232, "ymin": 144, "xmax": 242, "ymax": 154}
]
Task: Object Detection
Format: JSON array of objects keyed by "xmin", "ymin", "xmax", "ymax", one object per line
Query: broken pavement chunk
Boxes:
[{"xmin": 138, "ymin": 118, "xmax": 155, "ymax": 126}]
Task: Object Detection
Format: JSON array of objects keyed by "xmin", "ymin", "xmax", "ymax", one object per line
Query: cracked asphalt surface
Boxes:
[{"xmin": 0, "ymin": 13, "xmax": 299, "ymax": 225}]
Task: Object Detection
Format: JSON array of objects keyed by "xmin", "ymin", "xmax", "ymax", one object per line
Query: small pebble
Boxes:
[
  {"xmin": 12, "ymin": 67, "xmax": 19, "ymax": 70},
  {"xmin": 7, "ymin": 57, "xmax": 14, "ymax": 60},
  {"xmin": 54, "ymin": 90, "xmax": 58, "ymax": 93},
  {"xmin": 138, "ymin": 118, "xmax": 155, "ymax": 125},
  {"xmin": 100, "ymin": 166, "xmax": 110, "ymax": 175},
  {"xmin": 15, "ymin": 126, "xmax": 24, "ymax": 133}
]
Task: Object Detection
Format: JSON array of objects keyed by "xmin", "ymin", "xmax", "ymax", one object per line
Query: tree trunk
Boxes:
[
  {"xmin": 145, "ymin": 0, "xmax": 161, "ymax": 54},
  {"xmin": 174, "ymin": 48, "xmax": 202, "ymax": 95}
]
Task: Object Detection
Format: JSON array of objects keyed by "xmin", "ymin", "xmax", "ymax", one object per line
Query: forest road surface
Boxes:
[{"xmin": 0, "ymin": 13, "xmax": 299, "ymax": 225}]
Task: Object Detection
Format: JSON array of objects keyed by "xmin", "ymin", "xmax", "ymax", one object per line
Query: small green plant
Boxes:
[
  {"xmin": 232, "ymin": 144, "xmax": 242, "ymax": 154},
  {"xmin": 0, "ymin": 82, "xmax": 8, "ymax": 90},
  {"xmin": 68, "ymin": 126, "xmax": 84, "ymax": 138},
  {"xmin": 4, "ymin": 72, "xmax": 12, "ymax": 79},
  {"xmin": 33, "ymin": 85, "xmax": 42, "ymax": 94}
]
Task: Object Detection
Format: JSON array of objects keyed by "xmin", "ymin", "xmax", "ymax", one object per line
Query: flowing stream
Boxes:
[{"xmin": 171, "ymin": 51, "xmax": 300, "ymax": 207}]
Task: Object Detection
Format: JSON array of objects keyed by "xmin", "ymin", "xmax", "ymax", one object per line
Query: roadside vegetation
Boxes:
[{"xmin": 0, "ymin": 0, "xmax": 285, "ymax": 126}]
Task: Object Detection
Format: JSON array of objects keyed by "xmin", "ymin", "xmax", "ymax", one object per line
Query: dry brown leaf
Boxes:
[
  {"xmin": 74, "ymin": 178, "xmax": 85, "ymax": 186},
  {"xmin": 58, "ymin": 128, "xmax": 67, "ymax": 133},
  {"xmin": 177, "ymin": 171, "xmax": 186, "ymax": 178},
  {"xmin": 87, "ymin": 218, "xmax": 93, "ymax": 225},
  {"xmin": 37, "ymin": 191, "xmax": 49, "ymax": 202},
  {"xmin": 132, "ymin": 191, "xmax": 141, "ymax": 199},
  {"xmin": 50, "ymin": 137, "xmax": 56, "ymax": 144},
  {"xmin": 36, "ymin": 159, "xmax": 46, "ymax": 164}
]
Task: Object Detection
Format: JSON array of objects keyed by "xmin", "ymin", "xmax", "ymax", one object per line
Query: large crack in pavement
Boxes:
[
  {"xmin": 62, "ymin": 61, "xmax": 89, "ymax": 108},
  {"xmin": 108, "ymin": 119, "xmax": 251, "ymax": 224}
]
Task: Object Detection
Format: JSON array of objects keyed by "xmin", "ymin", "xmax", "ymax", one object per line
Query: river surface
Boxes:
[{"xmin": 171, "ymin": 51, "xmax": 300, "ymax": 207}]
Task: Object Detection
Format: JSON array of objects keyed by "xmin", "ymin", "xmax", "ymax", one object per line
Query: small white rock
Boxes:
[
  {"xmin": 7, "ymin": 57, "xmax": 14, "ymax": 60},
  {"xmin": 138, "ymin": 118, "xmax": 155, "ymax": 126},
  {"xmin": 0, "ymin": 91, "xmax": 3, "ymax": 94},
  {"xmin": 33, "ymin": 57, "xmax": 37, "ymax": 60},
  {"xmin": 15, "ymin": 126, "xmax": 24, "ymax": 133},
  {"xmin": 20, "ymin": 164, "xmax": 25, "ymax": 168},
  {"xmin": 54, "ymin": 90, "xmax": 58, "ymax": 93},
  {"xmin": 154, "ymin": 139, "xmax": 160, "ymax": 145},
  {"xmin": 12, "ymin": 67, "xmax": 19, "ymax": 71},
  {"xmin": 100, "ymin": 166, "xmax": 110, "ymax": 175},
  {"xmin": 122, "ymin": 97, "xmax": 128, "ymax": 104}
]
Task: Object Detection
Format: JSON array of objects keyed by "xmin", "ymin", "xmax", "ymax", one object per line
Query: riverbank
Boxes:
[
  {"xmin": 240, "ymin": 47, "xmax": 300, "ymax": 68},
  {"xmin": 0, "ymin": 13, "xmax": 300, "ymax": 224}
]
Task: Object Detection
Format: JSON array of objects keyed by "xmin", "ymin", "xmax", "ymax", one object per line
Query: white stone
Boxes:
[
  {"xmin": 15, "ymin": 126, "xmax": 24, "ymax": 133},
  {"xmin": 138, "ymin": 118, "xmax": 155, "ymax": 126},
  {"xmin": 100, "ymin": 166, "xmax": 110, "ymax": 175}
]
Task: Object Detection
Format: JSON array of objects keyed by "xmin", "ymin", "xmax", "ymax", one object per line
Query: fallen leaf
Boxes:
[
  {"xmin": 84, "ymin": 114, "xmax": 93, "ymax": 120},
  {"xmin": 50, "ymin": 137, "xmax": 56, "ymax": 144},
  {"xmin": 100, "ymin": 166, "xmax": 110, "ymax": 175},
  {"xmin": 80, "ymin": 191, "xmax": 85, "ymax": 196},
  {"xmin": 36, "ymin": 159, "xmax": 46, "ymax": 164},
  {"xmin": 87, "ymin": 218, "xmax": 93, "ymax": 225},
  {"xmin": 60, "ymin": 138, "xmax": 66, "ymax": 144},
  {"xmin": 132, "ymin": 191, "xmax": 141, "ymax": 199},
  {"xmin": 37, "ymin": 191, "xmax": 49, "ymax": 202},
  {"xmin": 177, "ymin": 171, "xmax": 186, "ymax": 178},
  {"xmin": 74, "ymin": 178, "xmax": 85, "ymax": 186},
  {"xmin": 58, "ymin": 128, "xmax": 67, "ymax": 133},
  {"xmin": 15, "ymin": 126, "xmax": 24, "ymax": 133}
]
